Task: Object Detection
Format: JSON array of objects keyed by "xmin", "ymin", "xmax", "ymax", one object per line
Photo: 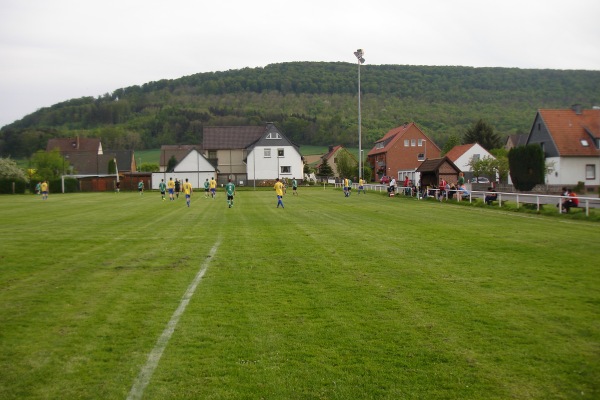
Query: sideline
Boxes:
[{"xmin": 126, "ymin": 239, "xmax": 221, "ymax": 400}]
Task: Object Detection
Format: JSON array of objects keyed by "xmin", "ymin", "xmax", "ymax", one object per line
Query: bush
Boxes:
[{"xmin": 0, "ymin": 179, "xmax": 27, "ymax": 194}]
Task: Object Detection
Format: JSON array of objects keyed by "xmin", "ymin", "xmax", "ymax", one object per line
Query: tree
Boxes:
[
  {"xmin": 463, "ymin": 119, "xmax": 503, "ymax": 151},
  {"xmin": 442, "ymin": 134, "xmax": 461, "ymax": 155},
  {"xmin": 30, "ymin": 149, "xmax": 66, "ymax": 181},
  {"xmin": 508, "ymin": 145, "xmax": 545, "ymax": 191},
  {"xmin": 167, "ymin": 156, "xmax": 178, "ymax": 172},
  {"xmin": 139, "ymin": 163, "xmax": 159, "ymax": 172},
  {"xmin": 318, "ymin": 158, "xmax": 333, "ymax": 177},
  {"xmin": 0, "ymin": 157, "xmax": 28, "ymax": 182},
  {"xmin": 108, "ymin": 158, "xmax": 117, "ymax": 174},
  {"xmin": 335, "ymin": 150, "xmax": 357, "ymax": 179}
]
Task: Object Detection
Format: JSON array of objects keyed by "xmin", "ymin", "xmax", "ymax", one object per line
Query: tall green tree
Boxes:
[
  {"xmin": 463, "ymin": 120, "xmax": 503, "ymax": 151},
  {"xmin": 442, "ymin": 135, "xmax": 462, "ymax": 155},
  {"xmin": 508, "ymin": 145, "xmax": 545, "ymax": 191},
  {"xmin": 318, "ymin": 158, "xmax": 333, "ymax": 177}
]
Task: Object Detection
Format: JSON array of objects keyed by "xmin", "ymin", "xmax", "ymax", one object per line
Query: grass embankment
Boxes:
[{"xmin": 0, "ymin": 189, "xmax": 598, "ymax": 399}]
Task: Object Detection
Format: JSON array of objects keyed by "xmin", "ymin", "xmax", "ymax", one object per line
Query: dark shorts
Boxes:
[{"xmin": 227, "ymin": 194, "xmax": 234, "ymax": 200}]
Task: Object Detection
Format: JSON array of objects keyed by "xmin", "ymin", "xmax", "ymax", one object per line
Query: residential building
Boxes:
[
  {"xmin": 152, "ymin": 149, "xmax": 215, "ymax": 189},
  {"xmin": 159, "ymin": 144, "xmax": 202, "ymax": 172},
  {"xmin": 445, "ymin": 143, "xmax": 496, "ymax": 181},
  {"xmin": 245, "ymin": 124, "xmax": 303, "ymax": 184},
  {"xmin": 315, "ymin": 145, "xmax": 356, "ymax": 178},
  {"xmin": 367, "ymin": 122, "xmax": 441, "ymax": 183},
  {"xmin": 526, "ymin": 105, "xmax": 600, "ymax": 188}
]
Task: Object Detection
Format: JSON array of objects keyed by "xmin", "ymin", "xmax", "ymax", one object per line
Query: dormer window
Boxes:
[{"xmin": 266, "ymin": 132, "xmax": 282, "ymax": 139}]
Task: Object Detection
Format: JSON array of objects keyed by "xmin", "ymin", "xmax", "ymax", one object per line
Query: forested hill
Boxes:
[{"xmin": 2, "ymin": 62, "xmax": 599, "ymax": 157}]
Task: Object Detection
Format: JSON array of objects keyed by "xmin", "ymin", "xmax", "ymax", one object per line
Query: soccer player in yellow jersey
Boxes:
[
  {"xmin": 183, "ymin": 178, "xmax": 193, "ymax": 207},
  {"xmin": 209, "ymin": 177, "xmax": 217, "ymax": 199},
  {"xmin": 167, "ymin": 177, "xmax": 175, "ymax": 201},
  {"xmin": 40, "ymin": 181, "xmax": 49, "ymax": 200},
  {"xmin": 274, "ymin": 178, "xmax": 284, "ymax": 208}
]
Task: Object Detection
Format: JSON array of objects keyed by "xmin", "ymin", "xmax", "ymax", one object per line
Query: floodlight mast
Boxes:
[{"xmin": 354, "ymin": 49, "xmax": 365, "ymax": 181}]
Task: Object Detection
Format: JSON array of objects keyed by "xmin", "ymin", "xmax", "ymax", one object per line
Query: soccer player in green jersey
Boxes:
[
  {"xmin": 158, "ymin": 179, "xmax": 167, "ymax": 201},
  {"xmin": 204, "ymin": 178, "xmax": 210, "ymax": 198},
  {"xmin": 225, "ymin": 178, "xmax": 236, "ymax": 208}
]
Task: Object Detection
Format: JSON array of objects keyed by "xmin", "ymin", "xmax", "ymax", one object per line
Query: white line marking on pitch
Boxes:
[{"xmin": 127, "ymin": 240, "xmax": 221, "ymax": 400}]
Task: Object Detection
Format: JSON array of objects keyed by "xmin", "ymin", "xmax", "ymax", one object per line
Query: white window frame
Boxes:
[
  {"xmin": 278, "ymin": 148, "xmax": 284, "ymax": 157},
  {"xmin": 586, "ymin": 164, "xmax": 596, "ymax": 180},
  {"xmin": 404, "ymin": 139, "xmax": 410, "ymax": 147},
  {"xmin": 411, "ymin": 139, "xmax": 416, "ymax": 147},
  {"xmin": 281, "ymin": 166, "xmax": 291, "ymax": 174},
  {"xmin": 264, "ymin": 148, "xmax": 271, "ymax": 158}
]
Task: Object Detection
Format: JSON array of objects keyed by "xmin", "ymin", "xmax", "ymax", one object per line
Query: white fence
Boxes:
[{"xmin": 334, "ymin": 183, "xmax": 600, "ymax": 216}]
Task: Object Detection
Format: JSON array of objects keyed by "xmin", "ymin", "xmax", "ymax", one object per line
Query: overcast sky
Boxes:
[{"xmin": 1, "ymin": 0, "xmax": 599, "ymax": 128}]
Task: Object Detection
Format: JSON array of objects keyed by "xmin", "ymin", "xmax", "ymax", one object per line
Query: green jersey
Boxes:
[
  {"xmin": 225, "ymin": 182, "xmax": 235, "ymax": 196},
  {"xmin": 204, "ymin": 180, "xmax": 210, "ymax": 189},
  {"xmin": 158, "ymin": 182, "xmax": 166, "ymax": 192}
]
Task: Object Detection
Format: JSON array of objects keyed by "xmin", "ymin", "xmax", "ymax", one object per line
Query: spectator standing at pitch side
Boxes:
[
  {"xmin": 225, "ymin": 179, "xmax": 236, "ymax": 208},
  {"xmin": 274, "ymin": 178, "xmax": 285, "ymax": 208}
]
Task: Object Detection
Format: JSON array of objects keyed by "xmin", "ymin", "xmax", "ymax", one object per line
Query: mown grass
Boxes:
[{"xmin": 0, "ymin": 189, "xmax": 598, "ymax": 399}]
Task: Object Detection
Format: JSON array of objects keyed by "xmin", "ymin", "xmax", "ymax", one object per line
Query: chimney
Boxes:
[{"xmin": 571, "ymin": 104, "xmax": 583, "ymax": 115}]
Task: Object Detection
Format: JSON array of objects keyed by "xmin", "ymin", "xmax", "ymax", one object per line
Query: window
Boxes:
[
  {"xmin": 411, "ymin": 139, "xmax": 416, "ymax": 147},
  {"xmin": 472, "ymin": 154, "xmax": 480, "ymax": 162},
  {"xmin": 376, "ymin": 142, "xmax": 384, "ymax": 149},
  {"xmin": 281, "ymin": 166, "xmax": 291, "ymax": 174},
  {"xmin": 417, "ymin": 153, "xmax": 425, "ymax": 161},
  {"xmin": 264, "ymin": 148, "xmax": 271, "ymax": 158},
  {"xmin": 278, "ymin": 148, "xmax": 284, "ymax": 157},
  {"xmin": 266, "ymin": 132, "xmax": 282, "ymax": 139},
  {"xmin": 581, "ymin": 139, "xmax": 589, "ymax": 147},
  {"xmin": 404, "ymin": 139, "xmax": 409, "ymax": 147},
  {"xmin": 418, "ymin": 139, "xmax": 424, "ymax": 147},
  {"xmin": 208, "ymin": 150, "xmax": 217, "ymax": 159},
  {"xmin": 586, "ymin": 164, "xmax": 596, "ymax": 180}
]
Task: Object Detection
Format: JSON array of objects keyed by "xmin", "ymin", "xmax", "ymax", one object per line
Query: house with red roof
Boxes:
[
  {"xmin": 526, "ymin": 105, "xmax": 600, "ymax": 188},
  {"xmin": 315, "ymin": 145, "xmax": 356, "ymax": 178},
  {"xmin": 445, "ymin": 143, "xmax": 495, "ymax": 181},
  {"xmin": 46, "ymin": 136, "xmax": 136, "ymax": 175},
  {"xmin": 366, "ymin": 123, "xmax": 441, "ymax": 183}
]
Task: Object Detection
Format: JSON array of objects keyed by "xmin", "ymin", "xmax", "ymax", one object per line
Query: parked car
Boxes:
[
  {"xmin": 470, "ymin": 177, "xmax": 490, "ymax": 183},
  {"xmin": 380, "ymin": 176, "xmax": 390, "ymax": 184}
]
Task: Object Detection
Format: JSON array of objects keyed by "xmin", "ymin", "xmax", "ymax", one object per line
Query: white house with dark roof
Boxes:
[
  {"xmin": 152, "ymin": 149, "xmax": 215, "ymax": 189},
  {"xmin": 202, "ymin": 123, "xmax": 302, "ymax": 185},
  {"xmin": 245, "ymin": 124, "xmax": 303, "ymax": 184}
]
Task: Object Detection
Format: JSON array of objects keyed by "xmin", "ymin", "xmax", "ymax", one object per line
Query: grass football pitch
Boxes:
[{"xmin": 0, "ymin": 188, "xmax": 598, "ymax": 399}]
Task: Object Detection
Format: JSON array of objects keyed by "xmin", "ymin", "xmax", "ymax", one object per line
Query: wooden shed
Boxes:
[{"xmin": 415, "ymin": 157, "xmax": 461, "ymax": 188}]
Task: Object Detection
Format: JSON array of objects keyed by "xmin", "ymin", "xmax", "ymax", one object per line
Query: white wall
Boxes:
[
  {"xmin": 247, "ymin": 146, "xmax": 303, "ymax": 180},
  {"xmin": 546, "ymin": 156, "xmax": 600, "ymax": 186}
]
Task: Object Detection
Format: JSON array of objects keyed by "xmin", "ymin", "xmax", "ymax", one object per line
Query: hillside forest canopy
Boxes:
[{"xmin": 1, "ymin": 62, "xmax": 599, "ymax": 158}]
